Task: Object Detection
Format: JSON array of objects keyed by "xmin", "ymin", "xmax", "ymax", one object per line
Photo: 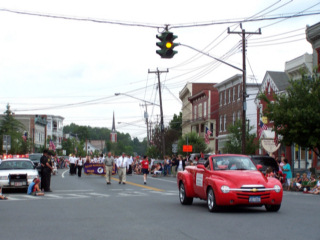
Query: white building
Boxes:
[{"xmin": 46, "ymin": 115, "xmax": 64, "ymax": 150}]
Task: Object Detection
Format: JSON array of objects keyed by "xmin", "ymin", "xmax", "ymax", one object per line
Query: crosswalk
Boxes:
[{"xmin": 4, "ymin": 189, "xmax": 178, "ymax": 201}]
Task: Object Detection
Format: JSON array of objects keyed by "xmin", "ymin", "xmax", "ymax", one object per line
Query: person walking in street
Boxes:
[
  {"xmin": 77, "ymin": 156, "xmax": 84, "ymax": 177},
  {"xmin": 104, "ymin": 152, "xmax": 115, "ymax": 185},
  {"xmin": 171, "ymin": 155, "xmax": 177, "ymax": 177},
  {"xmin": 141, "ymin": 156, "xmax": 150, "ymax": 185},
  {"xmin": 69, "ymin": 154, "xmax": 76, "ymax": 175},
  {"xmin": 116, "ymin": 152, "xmax": 128, "ymax": 184},
  {"xmin": 40, "ymin": 149, "xmax": 53, "ymax": 192}
]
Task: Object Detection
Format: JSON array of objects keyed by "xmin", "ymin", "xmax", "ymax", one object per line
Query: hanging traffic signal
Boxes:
[{"xmin": 156, "ymin": 31, "xmax": 178, "ymax": 58}]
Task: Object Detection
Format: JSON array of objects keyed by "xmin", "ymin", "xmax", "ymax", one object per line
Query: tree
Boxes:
[
  {"xmin": 259, "ymin": 72, "xmax": 320, "ymax": 157},
  {"xmin": 0, "ymin": 104, "xmax": 29, "ymax": 154},
  {"xmin": 223, "ymin": 120, "xmax": 258, "ymax": 154},
  {"xmin": 178, "ymin": 132, "xmax": 207, "ymax": 154}
]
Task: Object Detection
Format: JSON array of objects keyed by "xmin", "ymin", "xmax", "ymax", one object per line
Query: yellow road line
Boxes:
[{"xmin": 111, "ymin": 177, "xmax": 164, "ymax": 192}]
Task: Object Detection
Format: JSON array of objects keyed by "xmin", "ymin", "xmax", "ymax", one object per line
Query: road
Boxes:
[{"xmin": 1, "ymin": 170, "xmax": 320, "ymax": 240}]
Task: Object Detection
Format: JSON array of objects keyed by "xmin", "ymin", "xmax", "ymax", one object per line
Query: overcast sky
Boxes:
[{"xmin": 0, "ymin": 0, "xmax": 319, "ymax": 140}]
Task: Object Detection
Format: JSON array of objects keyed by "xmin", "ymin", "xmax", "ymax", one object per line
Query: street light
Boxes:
[{"xmin": 115, "ymin": 93, "xmax": 160, "ymax": 147}]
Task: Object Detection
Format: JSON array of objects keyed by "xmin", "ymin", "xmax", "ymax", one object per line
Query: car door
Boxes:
[{"xmin": 193, "ymin": 163, "xmax": 211, "ymax": 199}]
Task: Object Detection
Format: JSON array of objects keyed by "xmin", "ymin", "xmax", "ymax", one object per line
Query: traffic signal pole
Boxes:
[{"xmin": 148, "ymin": 68, "xmax": 168, "ymax": 158}]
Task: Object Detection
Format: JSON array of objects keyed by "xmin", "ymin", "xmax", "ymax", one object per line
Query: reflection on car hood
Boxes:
[
  {"xmin": 0, "ymin": 169, "xmax": 39, "ymax": 176},
  {"xmin": 213, "ymin": 170, "xmax": 267, "ymax": 186}
]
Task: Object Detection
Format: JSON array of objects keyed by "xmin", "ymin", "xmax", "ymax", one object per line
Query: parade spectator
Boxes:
[
  {"xmin": 104, "ymin": 152, "xmax": 115, "ymax": 185},
  {"xmin": 0, "ymin": 186, "xmax": 8, "ymax": 200},
  {"xmin": 152, "ymin": 163, "xmax": 163, "ymax": 176},
  {"xmin": 265, "ymin": 167, "xmax": 275, "ymax": 178},
  {"xmin": 27, "ymin": 178, "xmax": 44, "ymax": 196},
  {"xmin": 127, "ymin": 155, "xmax": 133, "ymax": 175},
  {"xmin": 59, "ymin": 156, "xmax": 65, "ymax": 169},
  {"xmin": 281, "ymin": 158, "xmax": 292, "ymax": 190},
  {"xmin": 291, "ymin": 173, "xmax": 302, "ymax": 191},
  {"xmin": 300, "ymin": 173, "xmax": 310, "ymax": 191},
  {"xmin": 176, "ymin": 155, "xmax": 186, "ymax": 172},
  {"xmin": 141, "ymin": 156, "xmax": 149, "ymax": 184},
  {"xmin": 308, "ymin": 176, "xmax": 320, "ymax": 194},
  {"xmin": 116, "ymin": 152, "xmax": 129, "ymax": 184},
  {"xmin": 171, "ymin": 155, "xmax": 177, "ymax": 177}
]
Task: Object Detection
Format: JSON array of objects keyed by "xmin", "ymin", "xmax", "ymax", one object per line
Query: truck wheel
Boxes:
[
  {"xmin": 265, "ymin": 204, "xmax": 281, "ymax": 212},
  {"xmin": 207, "ymin": 187, "xmax": 218, "ymax": 212},
  {"xmin": 179, "ymin": 182, "xmax": 193, "ymax": 205}
]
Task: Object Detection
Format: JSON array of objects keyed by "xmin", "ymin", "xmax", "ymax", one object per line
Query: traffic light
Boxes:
[{"xmin": 156, "ymin": 31, "xmax": 178, "ymax": 58}]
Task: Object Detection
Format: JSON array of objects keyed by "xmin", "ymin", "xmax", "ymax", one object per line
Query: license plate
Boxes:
[
  {"xmin": 14, "ymin": 182, "xmax": 23, "ymax": 186},
  {"xmin": 249, "ymin": 196, "xmax": 261, "ymax": 203}
]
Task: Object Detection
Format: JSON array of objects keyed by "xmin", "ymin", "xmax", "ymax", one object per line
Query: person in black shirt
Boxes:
[{"xmin": 40, "ymin": 149, "xmax": 53, "ymax": 192}]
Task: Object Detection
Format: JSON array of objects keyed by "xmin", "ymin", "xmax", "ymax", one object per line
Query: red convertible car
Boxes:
[{"xmin": 177, "ymin": 154, "xmax": 283, "ymax": 212}]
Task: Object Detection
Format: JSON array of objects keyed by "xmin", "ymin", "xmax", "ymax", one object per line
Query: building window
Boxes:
[
  {"xmin": 220, "ymin": 93, "xmax": 222, "ymax": 106},
  {"xmin": 224, "ymin": 91, "xmax": 227, "ymax": 105},
  {"xmin": 204, "ymin": 101, "xmax": 207, "ymax": 117},
  {"xmin": 194, "ymin": 105, "xmax": 197, "ymax": 120},
  {"xmin": 219, "ymin": 115, "xmax": 222, "ymax": 132},
  {"xmin": 233, "ymin": 86, "xmax": 236, "ymax": 102},
  {"xmin": 198, "ymin": 103, "xmax": 202, "ymax": 118},
  {"xmin": 224, "ymin": 114, "xmax": 227, "ymax": 131},
  {"xmin": 233, "ymin": 112, "xmax": 236, "ymax": 125},
  {"xmin": 228, "ymin": 89, "xmax": 231, "ymax": 103},
  {"xmin": 238, "ymin": 85, "xmax": 241, "ymax": 100},
  {"xmin": 210, "ymin": 122, "xmax": 214, "ymax": 136},
  {"xmin": 238, "ymin": 110, "xmax": 241, "ymax": 120}
]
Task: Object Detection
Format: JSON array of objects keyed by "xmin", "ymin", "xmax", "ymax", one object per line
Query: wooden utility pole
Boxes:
[
  {"xmin": 228, "ymin": 26, "xmax": 261, "ymax": 154},
  {"xmin": 148, "ymin": 68, "xmax": 168, "ymax": 158}
]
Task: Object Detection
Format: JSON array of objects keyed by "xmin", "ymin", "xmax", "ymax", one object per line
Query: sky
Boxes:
[{"xmin": 0, "ymin": 0, "xmax": 319, "ymax": 140}]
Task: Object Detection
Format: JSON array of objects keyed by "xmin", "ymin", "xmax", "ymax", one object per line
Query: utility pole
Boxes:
[
  {"xmin": 228, "ymin": 26, "xmax": 261, "ymax": 154},
  {"xmin": 148, "ymin": 68, "xmax": 168, "ymax": 158},
  {"xmin": 140, "ymin": 103, "xmax": 150, "ymax": 148}
]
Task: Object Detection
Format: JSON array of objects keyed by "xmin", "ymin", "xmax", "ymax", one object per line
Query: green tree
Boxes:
[
  {"xmin": 259, "ymin": 71, "xmax": 320, "ymax": 157},
  {"xmin": 146, "ymin": 145, "xmax": 161, "ymax": 158},
  {"xmin": 0, "ymin": 104, "xmax": 29, "ymax": 154},
  {"xmin": 178, "ymin": 132, "xmax": 207, "ymax": 154},
  {"xmin": 223, "ymin": 120, "xmax": 258, "ymax": 154}
]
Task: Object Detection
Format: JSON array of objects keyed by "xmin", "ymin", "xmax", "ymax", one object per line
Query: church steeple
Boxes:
[{"xmin": 110, "ymin": 111, "xmax": 117, "ymax": 143}]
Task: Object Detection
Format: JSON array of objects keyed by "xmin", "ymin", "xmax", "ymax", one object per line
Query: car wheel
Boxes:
[
  {"xmin": 179, "ymin": 182, "xmax": 193, "ymax": 205},
  {"xmin": 207, "ymin": 187, "xmax": 218, "ymax": 212},
  {"xmin": 265, "ymin": 204, "xmax": 281, "ymax": 212}
]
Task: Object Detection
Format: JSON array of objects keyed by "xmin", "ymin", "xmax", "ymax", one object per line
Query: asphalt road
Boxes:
[{"xmin": 1, "ymin": 170, "xmax": 320, "ymax": 240}]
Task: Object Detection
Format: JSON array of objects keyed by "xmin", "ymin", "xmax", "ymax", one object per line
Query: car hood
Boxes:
[{"xmin": 213, "ymin": 170, "xmax": 268, "ymax": 187}]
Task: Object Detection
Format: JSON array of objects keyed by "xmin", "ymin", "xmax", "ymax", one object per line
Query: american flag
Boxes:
[
  {"xmin": 205, "ymin": 127, "xmax": 212, "ymax": 144},
  {"xmin": 258, "ymin": 120, "xmax": 268, "ymax": 138},
  {"xmin": 49, "ymin": 140, "xmax": 56, "ymax": 151}
]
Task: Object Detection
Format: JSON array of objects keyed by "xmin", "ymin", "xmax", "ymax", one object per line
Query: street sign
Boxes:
[
  {"xmin": 183, "ymin": 145, "xmax": 192, "ymax": 152},
  {"xmin": 172, "ymin": 143, "xmax": 178, "ymax": 153},
  {"xmin": 2, "ymin": 135, "xmax": 11, "ymax": 152}
]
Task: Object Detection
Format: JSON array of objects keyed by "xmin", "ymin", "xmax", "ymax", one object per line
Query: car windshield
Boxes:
[
  {"xmin": 212, "ymin": 156, "xmax": 257, "ymax": 171},
  {"xmin": 0, "ymin": 160, "xmax": 34, "ymax": 170}
]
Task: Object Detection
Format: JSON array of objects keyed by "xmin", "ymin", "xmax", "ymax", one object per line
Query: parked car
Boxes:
[
  {"xmin": 0, "ymin": 158, "xmax": 39, "ymax": 190},
  {"xmin": 249, "ymin": 155, "xmax": 279, "ymax": 175},
  {"xmin": 177, "ymin": 154, "xmax": 283, "ymax": 212},
  {"xmin": 28, "ymin": 153, "xmax": 43, "ymax": 174}
]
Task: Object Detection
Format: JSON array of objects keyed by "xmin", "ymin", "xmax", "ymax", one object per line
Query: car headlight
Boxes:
[
  {"xmin": 0, "ymin": 176, "xmax": 8, "ymax": 180},
  {"xmin": 221, "ymin": 185, "xmax": 230, "ymax": 193},
  {"xmin": 274, "ymin": 185, "xmax": 281, "ymax": 193},
  {"xmin": 28, "ymin": 175, "xmax": 39, "ymax": 180}
]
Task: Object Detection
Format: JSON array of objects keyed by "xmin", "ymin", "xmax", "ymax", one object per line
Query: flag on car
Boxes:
[
  {"xmin": 205, "ymin": 127, "xmax": 212, "ymax": 144},
  {"xmin": 258, "ymin": 120, "xmax": 268, "ymax": 138}
]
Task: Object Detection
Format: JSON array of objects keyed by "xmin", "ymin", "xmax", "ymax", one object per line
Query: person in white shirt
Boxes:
[
  {"xmin": 116, "ymin": 152, "xmax": 128, "ymax": 184},
  {"xmin": 127, "ymin": 155, "xmax": 133, "ymax": 175},
  {"xmin": 77, "ymin": 157, "xmax": 84, "ymax": 177},
  {"xmin": 69, "ymin": 154, "xmax": 76, "ymax": 175}
]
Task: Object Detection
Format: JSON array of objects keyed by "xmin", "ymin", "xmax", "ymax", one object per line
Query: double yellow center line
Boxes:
[{"xmin": 111, "ymin": 177, "xmax": 164, "ymax": 192}]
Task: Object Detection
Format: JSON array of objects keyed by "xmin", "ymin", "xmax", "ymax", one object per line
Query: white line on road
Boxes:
[
  {"xmin": 61, "ymin": 170, "xmax": 69, "ymax": 178},
  {"xmin": 54, "ymin": 189, "xmax": 94, "ymax": 192}
]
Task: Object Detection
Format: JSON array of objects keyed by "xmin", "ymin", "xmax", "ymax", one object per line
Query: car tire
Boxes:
[
  {"xmin": 179, "ymin": 182, "xmax": 193, "ymax": 205},
  {"xmin": 207, "ymin": 187, "xmax": 218, "ymax": 212},
  {"xmin": 265, "ymin": 204, "xmax": 281, "ymax": 212}
]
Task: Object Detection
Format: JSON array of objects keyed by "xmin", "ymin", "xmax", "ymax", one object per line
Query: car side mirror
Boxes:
[
  {"xmin": 256, "ymin": 164, "xmax": 263, "ymax": 171},
  {"xmin": 197, "ymin": 164, "xmax": 206, "ymax": 170}
]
